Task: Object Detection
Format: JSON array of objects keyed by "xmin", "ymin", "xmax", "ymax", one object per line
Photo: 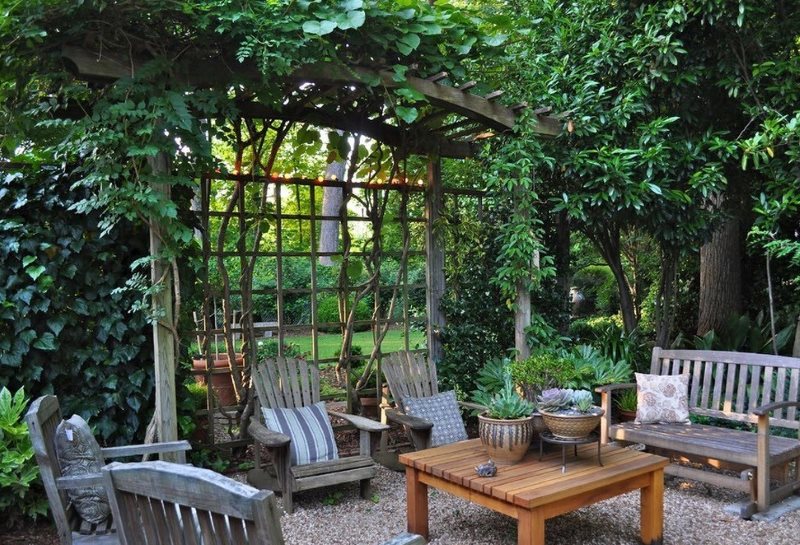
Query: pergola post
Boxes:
[
  {"xmin": 148, "ymin": 154, "xmax": 178, "ymax": 455},
  {"xmin": 515, "ymin": 282, "xmax": 531, "ymax": 361},
  {"xmin": 425, "ymin": 155, "xmax": 445, "ymax": 365}
]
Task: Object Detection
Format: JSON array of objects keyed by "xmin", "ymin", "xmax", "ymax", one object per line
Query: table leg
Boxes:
[
  {"xmin": 405, "ymin": 466, "xmax": 429, "ymax": 539},
  {"xmin": 518, "ymin": 508, "xmax": 545, "ymax": 545},
  {"xmin": 640, "ymin": 468, "xmax": 664, "ymax": 545}
]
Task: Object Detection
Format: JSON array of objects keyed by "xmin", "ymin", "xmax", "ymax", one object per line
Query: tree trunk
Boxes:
[
  {"xmin": 697, "ymin": 216, "xmax": 742, "ymax": 335},
  {"xmin": 590, "ymin": 225, "xmax": 638, "ymax": 333},
  {"xmin": 654, "ymin": 247, "xmax": 679, "ymax": 348},
  {"xmin": 319, "ymin": 160, "xmax": 346, "ymax": 266}
]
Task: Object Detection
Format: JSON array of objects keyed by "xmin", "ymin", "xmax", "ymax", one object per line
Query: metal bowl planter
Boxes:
[
  {"xmin": 478, "ymin": 413, "xmax": 535, "ymax": 465},
  {"xmin": 539, "ymin": 407, "xmax": 605, "ymax": 440}
]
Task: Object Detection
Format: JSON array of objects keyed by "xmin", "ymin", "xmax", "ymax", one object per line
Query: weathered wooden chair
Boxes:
[
  {"xmin": 102, "ymin": 461, "xmax": 285, "ymax": 545},
  {"xmin": 102, "ymin": 460, "xmax": 426, "ymax": 545},
  {"xmin": 248, "ymin": 356, "xmax": 389, "ymax": 513},
  {"xmin": 382, "ymin": 351, "xmax": 483, "ymax": 451},
  {"xmin": 25, "ymin": 395, "xmax": 192, "ymax": 545}
]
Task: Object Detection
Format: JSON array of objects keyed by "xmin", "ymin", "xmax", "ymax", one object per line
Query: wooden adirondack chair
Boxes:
[
  {"xmin": 382, "ymin": 351, "xmax": 483, "ymax": 451},
  {"xmin": 247, "ymin": 356, "xmax": 389, "ymax": 514},
  {"xmin": 102, "ymin": 461, "xmax": 426, "ymax": 545},
  {"xmin": 25, "ymin": 395, "xmax": 191, "ymax": 545}
]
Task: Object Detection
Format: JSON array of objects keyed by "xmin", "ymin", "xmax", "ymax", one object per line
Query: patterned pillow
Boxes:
[
  {"xmin": 402, "ymin": 390, "xmax": 468, "ymax": 447},
  {"xmin": 635, "ymin": 373, "xmax": 691, "ymax": 424},
  {"xmin": 54, "ymin": 415, "xmax": 111, "ymax": 524},
  {"xmin": 262, "ymin": 401, "xmax": 339, "ymax": 466}
]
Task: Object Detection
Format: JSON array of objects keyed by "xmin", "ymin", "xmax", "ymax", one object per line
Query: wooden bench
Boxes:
[{"xmin": 597, "ymin": 347, "xmax": 800, "ymax": 517}]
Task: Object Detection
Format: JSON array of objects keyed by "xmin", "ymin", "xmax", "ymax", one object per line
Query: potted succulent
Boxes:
[
  {"xmin": 476, "ymin": 371, "xmax": 535, "ymax": 465},
  {"xmin": 537, "ymin": 388, "xmax": 605, "ymax": 439},
  {"xmin": 615, "ymin": 388, "xmax": 638, "ymax": 422}
]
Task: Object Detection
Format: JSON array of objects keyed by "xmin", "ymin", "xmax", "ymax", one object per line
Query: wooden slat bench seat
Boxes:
[{"xmin": 598, "ymin": 348, "xmax": 800, "ymax": 518}]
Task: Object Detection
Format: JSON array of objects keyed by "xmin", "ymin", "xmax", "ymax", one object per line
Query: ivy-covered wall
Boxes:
[{"xmin": 0, "ymin": 166, "xmax": 155, "ymax": 444}]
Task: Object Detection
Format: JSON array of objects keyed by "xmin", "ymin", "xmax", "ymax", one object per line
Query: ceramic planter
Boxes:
[
  {"xmin": 540, "ymin": 407, "xmax": 604, "ymax": 440},
  {"xmin": 477, "ymin": 413, "xmax": 535, "ymax": 465}
]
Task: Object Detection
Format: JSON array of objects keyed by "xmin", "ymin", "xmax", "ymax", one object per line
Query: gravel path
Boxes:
[{"xmin": 278, "ymin": 465, "xmax": 800, "ymax": 545}]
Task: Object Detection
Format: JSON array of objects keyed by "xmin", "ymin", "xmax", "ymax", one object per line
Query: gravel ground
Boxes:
[{"xmin": 277, "ymin": 464, "xmax": 800, "ymax": 545}]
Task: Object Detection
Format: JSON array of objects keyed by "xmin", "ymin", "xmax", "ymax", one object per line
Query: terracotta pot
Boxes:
[
  {"xmin": 540, "ymin": 408, "xmax": 604, "ymax": 440},
  {"xmin": 617, "ymin": 409, "xmax": 637, "ymax": 422},
  {"xmin": 359, "ymin": 396, "xmax": 380, "ymax": 418},
  {"xmin": 477, "ymin": 413, "xmax": 535, "ymax": 465},
  {"xmin": 192, "ymin": 354, "xmax": 244, "ymax": 407}
]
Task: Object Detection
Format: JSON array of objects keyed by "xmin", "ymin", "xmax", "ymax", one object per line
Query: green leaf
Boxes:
[
  {"xmin": 395, "ymin": 106, "xmax": 418, "ymax": 124},
  {"xmin": 166, "ymin": 92, "xmax": 192, "ymax": 131},
  {"xmin": 32, "ymin": 332, "xmax": 57, "ymax": 351},
  {"xmin": 482, "ymin": 34, "xmax": 508, "ymax": 47},
  {"xmin": 396, "ymin": 33, "xmax": 421, "ymax": 55},
  {"xmin": 341, "ymin": 0, "xmax": 363, "ymax": 9},
  {"xmin": 303, "ymin": 20, "xmax": 337, "ymax": 36},
  {"xmin": 340, "ymin": 10, "xmax": 365, "ymax": 30},
  {"xmin": 22, "ymin": 256, "xmax": 36, "ymax": 267},
  {"xmin": 25, "ymin": 265, "xmax": 46, "ymax": 281}
]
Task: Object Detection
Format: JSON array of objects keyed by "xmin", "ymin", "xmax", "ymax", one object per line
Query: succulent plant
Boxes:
[
  {"xmin": 536, "ymin": 388, "xmax": 574, "ymax": 412},
  {"xmin": 485, "ymin": 372, "xmax": 534, "ymax": 419},
  {"xmin": 572, "ymin": 390, "xmax": 594, "ymax": 413}
]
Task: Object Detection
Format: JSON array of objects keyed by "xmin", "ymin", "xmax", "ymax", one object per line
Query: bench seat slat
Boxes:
[{"xmin": 610, "ymin": 422, "xmax": 800, "ymax": 467}]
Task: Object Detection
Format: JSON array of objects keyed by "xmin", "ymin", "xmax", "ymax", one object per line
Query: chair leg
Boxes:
[
  {"xmin": 283, "ymin": 489, "xmax": 294, "ymax": 514},
  {"xmin": 360, "ymin": 478, "xmax": 371, "ymax": 499}
]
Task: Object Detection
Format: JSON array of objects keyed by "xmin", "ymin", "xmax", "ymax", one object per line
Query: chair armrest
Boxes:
[
  {"xmin": 380, "ymin": 532, "xmax": 427, "ymax": 545},
  {"xmin": 752, "ymin": 401, "xmax": 800, "ymax": 417},
  {"xmin": 56, "ymin": 473, "xmax": 104, "ymax": 489},
  {"xmin": 328, "ymin": 410, "xmax": 389, "ymax": 433},
  {"xmin": 384, "ymin": 408, "xmax": 433, "ymax": 431},
  {"xmin": 248, "ymin": 420, "xmax": 290, "ymax": 448},
  {"xmin": 101, "ymin": 440, "xmax": 191, "ymax": 460},
  {"xmin": 458, "ymin": 401, "xmax": 486, "ymax": 412},
  {"xmin": 594, "ymin": 383, "xmax": 636, "ymax": 393}
]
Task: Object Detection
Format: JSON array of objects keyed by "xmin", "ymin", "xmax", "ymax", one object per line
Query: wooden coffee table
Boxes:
[{"xmin": 399, "ymin": 439, "xmax": 668, "ymax": 545}]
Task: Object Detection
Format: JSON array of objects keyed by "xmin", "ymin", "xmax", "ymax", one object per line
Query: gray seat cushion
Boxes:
[{"xmin": 54, "ymin": 415, "xmax": 110, "ymax": 524}]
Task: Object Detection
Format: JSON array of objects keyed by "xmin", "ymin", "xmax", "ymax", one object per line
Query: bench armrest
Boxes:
[
  {"xmin": 595, "ymin": 382, "xmax": 636, "ymax": 393},
  {"xmin": 101, "ymin": 441, "xmax": 191, "ymax": 461},
  {"xmin": 384, "ymin": 408, "xmax": 433, "ymax": 431},
  {"xmin": 248, "ymin": 420, "xmax": 291, "ymax": 448},
  {"xmin": 752, "ymin": 401, "xmax": 800, "ymax": 417},
  {"xmin": 56, "ymin": 473, "xmax": 104, "ymax": 489},
  {"xmin": 328, "ymin": 410, "xmax": 389, "ymax": 433}
]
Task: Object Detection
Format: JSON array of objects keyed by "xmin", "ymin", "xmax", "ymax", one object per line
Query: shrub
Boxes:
[
  {"xmin": 317, "ymin": 295, "xmax": 371, "ymax": 332},
  {"xmin": 510, "ymin": 352, "xmax": 577, "ymax": 400},
  {"xmin": 256, "ymin": 339, "xmax": 305, "ymax": 360},
  {"xmin": 0, "ymin": 387, "xmax": 48, "ymax": 528},
  {"xmin": 572, "ymin": 265, "xmax": 619, "ymax": 314},
  {"xmin": 1, "ymin": 166, "xmax": 157, "ymax": 445}
]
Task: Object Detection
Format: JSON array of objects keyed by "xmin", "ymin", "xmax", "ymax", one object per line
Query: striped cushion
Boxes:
[{"xmin": 262, "ymin": 401, "xmax": 339, "ymax": 465}]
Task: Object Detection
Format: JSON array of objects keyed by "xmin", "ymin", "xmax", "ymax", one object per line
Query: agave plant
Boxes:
[{"xmin": 485, "ymin": 372, "xmax": 534, "ymax": 419}]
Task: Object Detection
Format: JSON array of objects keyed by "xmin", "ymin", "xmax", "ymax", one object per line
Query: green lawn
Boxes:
[{"xmin": 286, "ymin": 328, "xmax": 425, "ymax": 361}]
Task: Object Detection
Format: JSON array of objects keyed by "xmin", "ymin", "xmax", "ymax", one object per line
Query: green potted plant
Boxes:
[
  {"xmin": 537, "ymin": 388, "xmax": 605, "ymax": 439},
  {"xmin": 509, "ymin": 351, "xmax": 578, "ymax": 436},
  {"xmin": 615, "ymin": 388, "xmax": 637, "ymax": 422},
  {"xmin": 476, "ymin": 370, "xmax": 535, "ymax": 465}
]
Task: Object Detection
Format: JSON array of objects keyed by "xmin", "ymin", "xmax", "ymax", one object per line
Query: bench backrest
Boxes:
[
  {"xmin": 651, "ymin": 348, "xmax": 800, "ymax": 430},
  {"xmin": 102, "ymin": 461, "xmax": 284, "ymax": 545}
]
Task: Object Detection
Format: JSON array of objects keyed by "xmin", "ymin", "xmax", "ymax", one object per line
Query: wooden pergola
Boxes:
[{"xmin": 61, "ymin": 45, "xmax": 564, "ymax": 446}]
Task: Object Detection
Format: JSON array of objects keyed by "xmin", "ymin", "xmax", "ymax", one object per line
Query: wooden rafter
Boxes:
[{"xmin": 61, "ymin": 45, "xmax": 563, "ymax": 158}]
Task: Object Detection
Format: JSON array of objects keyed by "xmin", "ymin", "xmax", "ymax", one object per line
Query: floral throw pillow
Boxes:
[{"xmin": 634, "ymin": 373, "xmax": 690, "ymax": 424}]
